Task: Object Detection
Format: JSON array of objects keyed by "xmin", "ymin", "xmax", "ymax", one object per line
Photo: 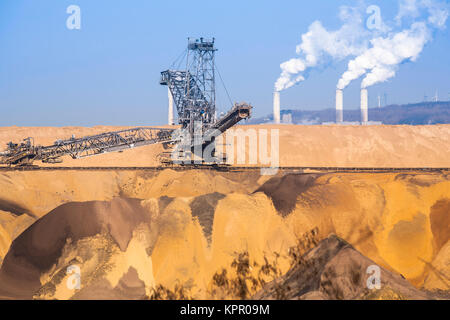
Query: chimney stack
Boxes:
[
  {"xmin": 168, "ymin": 88, "xmax": 174, "ymax": 125},
  {"xmin": 336, "ymin": 89, "xmax": 343, "ymax": 123},
  {"xmin": 273, "ymin": 91, "xmax": 281, "ymax": 124},
  {"xmin": 360, "ymin": 88, "xmax": 368, "ymax": 124}
]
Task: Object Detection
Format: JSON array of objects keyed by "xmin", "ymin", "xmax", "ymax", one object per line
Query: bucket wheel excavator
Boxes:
[{"xmin": 0, "ymin": 38, "xmax": 252, "ymax": 167}]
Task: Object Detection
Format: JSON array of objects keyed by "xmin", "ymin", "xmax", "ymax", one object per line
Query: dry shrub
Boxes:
[
  {"xmin": 149, "ymin": 282, "xmax": 193, "ymax": 300},
  {"xmin": 288, "ymin": 228, "xmax": 319, "ymax": 268},
  {"xmin": 209, "ymin": 251, "xmax": 260, "ymax": 300},
  {"xmin": 147, "ymin": 229, "xmax": 320, "ymax": 300},
  {"xmin": 208, "ymin": 228, "xmax": 320, "ymax": 300}
]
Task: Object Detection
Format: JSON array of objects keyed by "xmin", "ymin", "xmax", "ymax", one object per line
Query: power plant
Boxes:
[
  {"xmin": 273, "ymin": 91, "xmax": 281, "ymax": 124},
  {"xmin": 276, "ymin": 86, "xmax": 374, "ymax": 125},
  {"xmin": 336, "ymin": 89, "xmax": 343, "ymax": 123},
  {"xmin": 361, "ymin": 88, "xmax": 369, "ymax": 124},
  {"xmin": 334, "ymin": 88, "xmax": 371, "ymax": 124},
  {"xmin": 333, "ymin": 88, "xmax": 371, "ymax": 125}
]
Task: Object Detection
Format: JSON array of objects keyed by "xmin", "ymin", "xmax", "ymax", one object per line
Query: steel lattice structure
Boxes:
[
  {"xmin": 1, "ymin": 37, "xmax": 252, "ymax": 166},
  {"xmin": 0, "ymin": 128, "xmax": 174, "ymax": 165},
  {"xmin": 160, "ymin": 38, "xmax": 217, "ymax": 134}
]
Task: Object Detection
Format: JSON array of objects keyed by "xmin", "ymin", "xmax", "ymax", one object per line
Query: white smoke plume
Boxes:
[
  {"xmin": 337, "ymin": 22, "xmax": 431, "ymax": 89},
  {"xmin": 337, "ymin": 0, "xmax": 448, "ymax": 90},
  {"xmin": 274, "ymin": 6, "xmax": 373, "ymax": 92},
  {"xmin": 396, "ymin": 0, "xmax": 449, "ymax": 28}
]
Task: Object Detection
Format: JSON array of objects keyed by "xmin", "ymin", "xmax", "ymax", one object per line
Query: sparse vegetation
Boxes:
[
  {"xmin": 149, "ymin": 282, "xmax": 194, "ymax": 300},
  {"xmin": 288, "ymin": 228, "xmax": 319, "ymax": 267},
  {"xmin": 146, "ymin": 228, "xmax": 320, "ymax": 300}
]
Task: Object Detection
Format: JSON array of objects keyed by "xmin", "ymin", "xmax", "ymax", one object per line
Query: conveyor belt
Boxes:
[{"xmin": 0, "ymin": 166, "xmax": 447, "ymax": 173}]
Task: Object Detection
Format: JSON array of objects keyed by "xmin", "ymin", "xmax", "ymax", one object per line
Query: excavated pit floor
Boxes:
[{"xmin": 0, "ymin": 168, "xmax": 448, "ymax": 299}]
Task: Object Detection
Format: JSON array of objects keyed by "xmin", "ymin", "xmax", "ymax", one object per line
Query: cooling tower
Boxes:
[
  {"xmin": 336, "ymin": 89, "xmax": 343, "ymax": 123},
  {"xmin": 361, "ymin": 89, "xmax": 368, "ymax": 124},
  {"xmin": 168, "ymin": 88, "xmax": 174, "ymax": 125},
  {"xmin": 273, "ymin": 91, "xmax": 281, "ymax": 124}
]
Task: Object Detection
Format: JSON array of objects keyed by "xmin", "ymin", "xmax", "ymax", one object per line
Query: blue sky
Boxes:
[{"xmin": 0, "ymin": 0, "xmax": 449, "ymax": 126}]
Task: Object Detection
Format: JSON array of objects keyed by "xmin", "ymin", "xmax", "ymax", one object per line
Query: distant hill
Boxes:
[{"xmin": 249, "ymin": 101, "xmax": 450, "ymax": 125}]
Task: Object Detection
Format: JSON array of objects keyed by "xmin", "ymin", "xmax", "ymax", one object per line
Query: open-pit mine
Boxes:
[{"xmin": 0, "ymin": 124, "xmax": 449, "ymax": 300}]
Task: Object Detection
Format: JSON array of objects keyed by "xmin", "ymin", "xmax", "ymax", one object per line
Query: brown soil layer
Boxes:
[{"xmin": 0, "ymin": 198, "xmax": 152, "ymax": 299}]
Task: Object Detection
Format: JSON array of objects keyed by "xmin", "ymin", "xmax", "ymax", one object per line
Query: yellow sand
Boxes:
[
  {"xmin": 1, "ymin": 124, "xmax": 450, "ymax": 167},
  {"xmin": 286, "ymin": 173, "xmax": 450, "ymax": 286},
  {"xmin": 1, "ymin": 123, "xmax": 449, "ymax": 297},
  {"xmin": 422, "ymin": 241, "xmax": 450, "ymax": 291},
  {"xmin": 0, "ymin": 170, "xmax": 260, "ymax": 218},
  {"xmin": 1, "ymin": 170, "xmax": 449, "ymax": 296},
  {"xmin": 0, "ymin": 224, "xmax": 11, "ymax": 264},
  {"xmin": 145, "ymin": 173, "xmax": 450, "ymax": 295},
  {"xmin": 0, "ymin": 210, "xmax": 34, "ymax": 267},
  {"xmin": 1, "ymin": 169, "xmax": 449, "ymax": 296},
  {"xmin": 37, "ymin": 227, "xmax": 155, "ymax": 300}
]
